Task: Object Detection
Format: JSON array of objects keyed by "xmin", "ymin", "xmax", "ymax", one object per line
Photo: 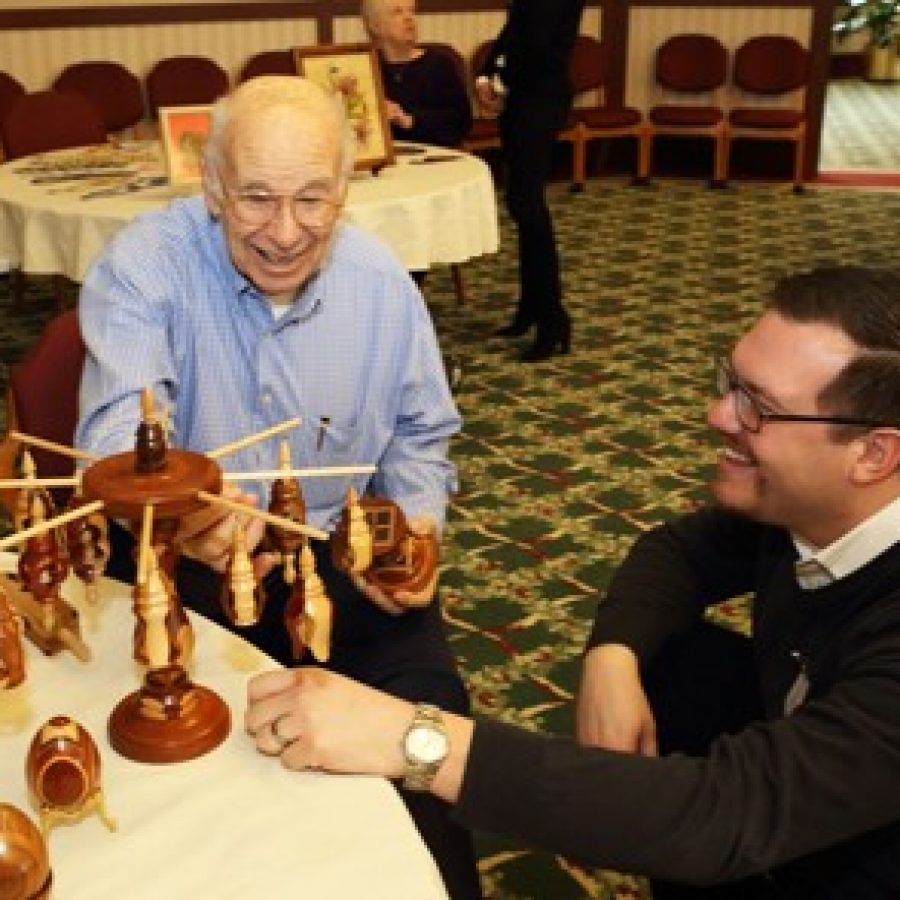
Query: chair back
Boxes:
[
  {"xmin": 1, "ymin": 90, "xmax": 107, "ymax": 160},
  {"xmin": 568, "ymin": 35, "xmax": 606, "ymax": 94},
  {"xmin": 146, "ymin": 55, "xmax": 229, "ymax": 117},
  {"xmin": 4, "ymin": 310, "xmax": 85, "ymax": 508},
  {"xmin": 52, "ymin": 61, "xmax": 144, "ymax": 133},
  {"xmin": 238, "ymin": 50, "xmax": 297, "ymax": 83},
  {"xmin": 733, "ymin": 35, "xmax": 809, "ymax": 94},
  {"xmin": 0, "ymin": 71, "xmax": 25, "ymax": 125},
  {"xmin": 656, "ymin": 34, "xmax": 727, "ymax": 92}
]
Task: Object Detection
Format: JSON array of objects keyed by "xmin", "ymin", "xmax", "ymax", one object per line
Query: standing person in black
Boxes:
[{"xmin": 475, "ymin": 1, "xmax": 586, "ymax": 363}]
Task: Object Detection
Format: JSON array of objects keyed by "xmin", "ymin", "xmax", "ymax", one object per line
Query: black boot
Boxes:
[
  {"xmin": 492, "ymin": 305, "xmax": 535, "ymax": 338},
  {"xmin": 519, "ymin": 311, "xmax": 572, "ymax": 362}
]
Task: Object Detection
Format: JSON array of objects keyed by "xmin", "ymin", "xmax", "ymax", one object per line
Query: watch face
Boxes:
[{"xmin": 406, "ymin": 725, "xmax": 448, "ymax": 764}]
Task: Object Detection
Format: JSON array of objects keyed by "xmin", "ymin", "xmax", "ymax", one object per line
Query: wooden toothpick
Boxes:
[
  {"xmin": 196, "ymin": 490, "xmax": 327, "ymax": 541},
  {"xmin": 10, "ymin": 431, "xmax": 98, "ymax": 462},
  {"xmin": 0, "ymin": 500, "xmax": 105, "ymax": 551},
  {"xmin": 223, "ymin": 464, "xmax": 377, "ymax": 482},
  {"xmin": 206, "ymin": 418, "xmax": 302, "ymax": 460}
]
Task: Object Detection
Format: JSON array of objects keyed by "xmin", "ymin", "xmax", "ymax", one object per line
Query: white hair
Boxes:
[{"xmin": 202, "ymin": 76, "xmax": 357, "ymax": 197}]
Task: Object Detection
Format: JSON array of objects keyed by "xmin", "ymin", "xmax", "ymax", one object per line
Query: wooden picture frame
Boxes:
[
  {"xmin": 158, "ymin": 105, "xmax": 213, "ymax": 187},
  {"xmin": 293, "ymin": 43, "xmax": 394, "ymax": 171}
]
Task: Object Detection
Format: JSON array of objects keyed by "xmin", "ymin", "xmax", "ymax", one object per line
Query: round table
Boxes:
[{"xmin": 0, "ymin": 142, "xmax": 499, "ymax": 283}]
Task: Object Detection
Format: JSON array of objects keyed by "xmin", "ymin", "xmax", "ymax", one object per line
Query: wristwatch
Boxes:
[{"xmin": 402, "ymin": 703, "xmax": 449, "ymax": 791}]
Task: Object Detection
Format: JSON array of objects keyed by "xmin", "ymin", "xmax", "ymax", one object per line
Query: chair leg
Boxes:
[
  {"xmin": 570, "ymin": 125, "xmax": 586, "ymax": 193},
  {"xmin": 450, "ymin": 264, "xmax": 467, "ymax": 306},
  {"xmin": 711, "ymin": 124, "xmax": 728, "ymax": 188},
  {"xmin": 792, "ymin": 128, "xmax": 806, "ymax": 193},
  {"xmin": 636, "ymin": 126, "xmax": 653, "ymax": 184}
]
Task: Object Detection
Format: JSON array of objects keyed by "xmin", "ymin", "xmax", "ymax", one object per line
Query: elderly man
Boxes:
[
  {"xmin": 246, "ymin": 266, "xmax": 900, "ymax": 898},
  {"xmin": 76, "ymin": 77, "xmax": 482, "ymax": 900}
]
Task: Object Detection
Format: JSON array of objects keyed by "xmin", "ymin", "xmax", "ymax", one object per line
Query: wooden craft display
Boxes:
[
  {"xmin": 25, "ymin": 715, "xmax": 117, "ymax": 835},
  {"xmin": 0, "ymin": 577, "xmax": 25, "ymax": 689},
  {"xmin": 0, "ymin": 803, "xmax": 51, "ymax": 899},
  {"xmin": 0, "ymin": 387, "xmax": 438, "ymax": 763}
]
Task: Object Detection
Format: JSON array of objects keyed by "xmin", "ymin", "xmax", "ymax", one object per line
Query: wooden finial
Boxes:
[{"xmin": 140, "ymin": 388, "xmax": 155, "ymax": 422}]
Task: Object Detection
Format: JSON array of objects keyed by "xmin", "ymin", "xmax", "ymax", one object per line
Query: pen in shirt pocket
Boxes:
[{"xmin": 316, "ymin": 416, "xmax": 331, "ymax": 451}]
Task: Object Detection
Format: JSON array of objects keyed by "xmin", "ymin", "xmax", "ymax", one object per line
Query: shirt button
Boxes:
[{"xmin": 261, "ymin": 392, "xmax": 272, "ymax": 405}]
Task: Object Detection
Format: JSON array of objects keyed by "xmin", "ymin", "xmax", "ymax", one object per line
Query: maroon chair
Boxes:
[
  {"xmin": 1, "ymin": 89, "xmax": 107, "ymax": 160},
  {"xmin": 0, "ymin": 310, "xmax": 85, "ymax": 516},
  {"xmin": 726, "ymin": 35, "xmax": 810, "ymax": 192},
  {"xmin": 237, "ymin": 50, "xmax": 297, "ymax": 83},
  {"xmin": 0, "ymin": 72, "xmax": 26, "ymax": 158},
  {"xmin": 52, "ymin": 60, "xmax": 144, "ymax": 135},
  {"xmin": 558, "ymin": 35, "xmax": 646, "ymax": 190},
  {"xmin": 643, "ymin": 33, "xmax": 728, "ymax": 185},
  {"xmin": 145, "ymin": 55, "xmax": 229, "ymax": 118}
]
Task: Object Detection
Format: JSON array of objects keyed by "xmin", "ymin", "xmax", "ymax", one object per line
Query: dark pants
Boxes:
[
  {"xmin": 643, "ymin": 621, "xmax": 778, "ymax": 900},
  {"xmin": 500, "ymin": 88, "xmax": 570, "ymax": 331},
  {"xmin": 106, "ymin": 522, "xmax": 483, "ymax": 900}
]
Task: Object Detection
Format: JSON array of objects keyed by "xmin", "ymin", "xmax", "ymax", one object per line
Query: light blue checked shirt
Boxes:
[{"xmin": 76, "ymin": 196, "xmax": 460, "ymax": 532}]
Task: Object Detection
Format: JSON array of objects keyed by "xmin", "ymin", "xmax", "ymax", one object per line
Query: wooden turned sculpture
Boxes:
[
  {"xmin": 332, "ymin": 493, "xmax": 438, "ymax": 605},
  {"xmin": 25, "ymin": 715, "xmax": 116, "ymax": 836},
  {"xmin": 0, "ymin": 580, "xmax": 25, "ymax": 689},
  {"xmin": 266, "ymin": 441, "xmax": 307, "ymax": 584},
  {"xmin": 0, "ymin": 388, "xmax": 378, "ymax": 750},
  {"xmin": 0, "ymin": 803, "xmax": 51, "ymax": 900}
]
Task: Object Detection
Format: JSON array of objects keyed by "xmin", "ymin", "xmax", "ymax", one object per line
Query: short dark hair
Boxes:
[{"xmin": 767, "ymin": 266, "xmax": 900, "ymax": 429}]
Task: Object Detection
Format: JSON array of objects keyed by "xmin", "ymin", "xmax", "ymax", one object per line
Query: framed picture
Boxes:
[
  {"xmin": 158, "ymin": 105, "xmax": 213, "ymax": 187},
  {"xmin": 294, "ymin": 43, "xmax": 394, "ymax": 171}
]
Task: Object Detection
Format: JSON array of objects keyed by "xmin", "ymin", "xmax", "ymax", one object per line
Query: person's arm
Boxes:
[
  {"xmin": 367, "ymin": 290, "xmax": 461, "ymax": 538},
  {"xmin": 247, "ymin": 627, "xmax": 900, "ymax": 886},
  {"xmin": 576, "ymin": 508, "xmax": 768, "ymax": 751},
  {"xmin": 400, "ymin": 53, "xmax": 473, "ymax": 148}
]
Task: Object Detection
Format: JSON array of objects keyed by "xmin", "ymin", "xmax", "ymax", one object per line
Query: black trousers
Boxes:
[
  {"xmin": 499, "ymin": 88, "xmax": 571, "ymax": 331},
  {"xmin": 643, "ymin": 621, "xmax": 784, "ymax": 900},
  {"xmin": 107, "ymin": 523, "xmax": 483, "ymax": 900}
]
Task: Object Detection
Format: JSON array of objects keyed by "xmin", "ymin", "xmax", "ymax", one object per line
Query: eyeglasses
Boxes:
[
  {"xmin": 714, "ymin": 358, "xmax": 893, "ymax": 434},
  {"xmin": 222, "ymin": 184, "xmax": 342, "ymax": 229}
]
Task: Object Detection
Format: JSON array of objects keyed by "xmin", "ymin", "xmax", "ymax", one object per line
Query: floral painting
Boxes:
[{"xmin": 294, "ymin": 45, "xmax": 394, "ymax": 171}]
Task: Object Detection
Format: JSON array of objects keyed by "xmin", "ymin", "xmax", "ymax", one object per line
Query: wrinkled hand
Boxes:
[
  {"xmin": 176, "ymin": 484, "xmax": 277, "ymax": 577},
  {"xmin": 245, "ymin": 667, "xmax": 414, "ymax": 777},
  {"xmin": 575, "ymin": 644, "xmax": 658, "ymax": 756},
  {"xmin": 353, "ymin": 515, "xmax": 439, "ymax": 616}
]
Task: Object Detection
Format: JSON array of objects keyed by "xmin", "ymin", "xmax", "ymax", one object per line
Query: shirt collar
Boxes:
[{"xmin": 792, "ymin": 494, "xmax": 900, "ymax": 589}]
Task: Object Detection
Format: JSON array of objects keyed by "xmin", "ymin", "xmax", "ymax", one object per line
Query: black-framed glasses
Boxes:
[
  {"xmin": 714, "ymin": 357, "xmax": 893, "ymax": 434},
  {"xmin": 221, "ymin": 184, "xmax": 342, "ymax": 230}
]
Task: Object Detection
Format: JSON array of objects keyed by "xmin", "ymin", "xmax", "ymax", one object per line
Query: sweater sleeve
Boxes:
[
  {"xmin": 586, "ymin": 507, "xmax": 771, "ymax": 662},
  {"xmin": 455, "ymin": 643, "xmax": 900, "ymax": 887}
]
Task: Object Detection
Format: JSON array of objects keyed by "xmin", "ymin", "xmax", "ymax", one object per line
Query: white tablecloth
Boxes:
[
  {"xmin": 0, "ymin": 552, "xmax": 448, "ymax": 900},
  {"xmin": 0, "ymin": 142, "xmax": 499, "ymax": 281}
]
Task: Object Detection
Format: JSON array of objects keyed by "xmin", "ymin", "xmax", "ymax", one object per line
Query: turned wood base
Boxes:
[{"xmin": 108, "ymin": 665, "xmax": 230, "ymax": 764}]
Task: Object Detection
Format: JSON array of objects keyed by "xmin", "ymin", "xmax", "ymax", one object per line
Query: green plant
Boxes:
[{"xmin": 835, "ymin": 0, "xmax": 899, "ymax": 49}]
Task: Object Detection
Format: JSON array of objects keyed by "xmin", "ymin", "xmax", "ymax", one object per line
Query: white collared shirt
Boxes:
[{"xmin": 793, "ymin": 494, "xmax": 900, "ymax": 589}]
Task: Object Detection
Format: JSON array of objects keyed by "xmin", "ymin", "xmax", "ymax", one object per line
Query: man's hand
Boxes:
[
  {"xmin": 576, "ymin": 644, "xmax": 658, "ymax": 756},
  {"xmin": 246, "ymin": 667, "xmax": 413, "ymax": 777},
  {"xmin": 176, "ymin": 484, "xmax": 277, "ymax": 578},
  {"xmin": 354, "ymin": 515, "xmax": 440, "ymax": 615}
]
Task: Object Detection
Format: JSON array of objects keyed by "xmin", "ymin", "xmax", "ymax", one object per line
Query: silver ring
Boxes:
[{"xmin": 271, "ymin": 714, "xmax": 294, "ymax": 750}]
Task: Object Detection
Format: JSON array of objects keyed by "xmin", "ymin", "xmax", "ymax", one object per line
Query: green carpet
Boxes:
[{"xmin": 3, "ymin": 177, "xmax": 900, "ymax": 898}]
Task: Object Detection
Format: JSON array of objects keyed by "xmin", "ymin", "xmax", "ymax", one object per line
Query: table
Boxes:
[
  {"xmin": 0, "ymin": 551, "xmax": 448, "ymax": 900},
  {"xmin": 0, "ymin": 142, "xmax": 499, "ymax": 282}
]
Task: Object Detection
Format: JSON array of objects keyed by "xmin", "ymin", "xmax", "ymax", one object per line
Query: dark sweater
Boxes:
[
  {"xmin": 480, "ymin": 0, "xmax": 586, "ymax": 96},
  {"xmin": 378, "ymin": 49, "xmax": 472, "ymax": 148},
  {"xmin": 454, "ymin": 507, "xmax": 900, "ymax": 896}
]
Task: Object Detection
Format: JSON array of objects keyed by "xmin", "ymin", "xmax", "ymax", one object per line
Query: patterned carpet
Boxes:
[{"xmin": 3, "ymin": 178, "xmax": 900, "ymax": 898}]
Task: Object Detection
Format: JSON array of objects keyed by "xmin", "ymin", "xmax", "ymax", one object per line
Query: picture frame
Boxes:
[
  {"xmin": 293, "ymin": 43, "xmax": 394, "ymax": 171},
  {"xmin": 158, "ymin": 105, "xmax": 213, "ymax": 187}
]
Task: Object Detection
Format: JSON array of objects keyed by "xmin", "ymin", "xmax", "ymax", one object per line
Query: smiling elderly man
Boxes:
[{"xmin": 76, "ymin": 76, "xmax": 481, "ymax": 900}]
